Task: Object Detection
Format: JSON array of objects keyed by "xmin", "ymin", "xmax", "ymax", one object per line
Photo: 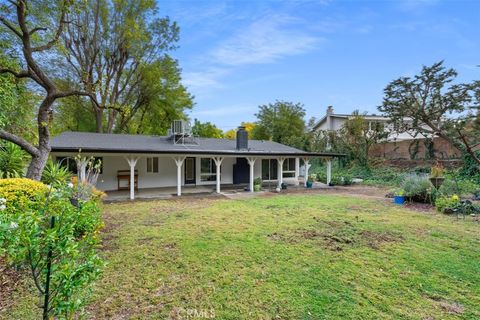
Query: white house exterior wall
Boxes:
[{"xmin": 52, "ymin": 153, "xmax": 299, "ymax": 191}]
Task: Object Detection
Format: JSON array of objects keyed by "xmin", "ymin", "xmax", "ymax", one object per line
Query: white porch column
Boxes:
[
  {"xmin": 326, "ymin": 158, "xmax": 332, "ymax": 185},
  {"xmin": 125, "ymin": 156, "xmax": 139, "ymax": 200},
  {"xmin": 212, "ymin": 157, "xmax": 224, "ymax": 194},
  {"xmin": 173, "ymin": 156, "xmax": 186, "ymax": 196},
  {"xmin": 303, "ymin": 157, "xmax": 310, "ymax": 187},
  {"xmin": 246, "ymin": 157, "xmax": 257, "ymax": 192},
  {"xmin": 277, "ymin": 157, "xmax": 285, "ymax": 189}
]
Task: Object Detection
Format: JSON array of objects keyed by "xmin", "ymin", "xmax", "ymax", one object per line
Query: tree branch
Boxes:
[
  {"xmin": 0, "ymin": 129, "xmax": 39, "ymax": 157},
  {"xmin": 456, "ymin": 127, "xmax": 480, "ymax": 165},
  {"xmin": 0, "ymin": 16, "xmax": 22, "ymax": 38},
  {"xmin": 29, "ymin": 26, "xmax": 47, "ymax": 35},
  {"xmin": 0, "ymin": 67, "xmax": 30, "ymax": 78},
  {"xmin": 31, "ymin": 4, "xmax": 68, "ymax": 52}
]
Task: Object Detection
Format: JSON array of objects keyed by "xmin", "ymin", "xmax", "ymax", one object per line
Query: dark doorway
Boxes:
[
  {"xmin": 233, "ymin": 158, "xmax": 249, "ymax": 184},
  {"xmin": 184, "ymin": 157, "xmax": 196, "ymax": 184}
]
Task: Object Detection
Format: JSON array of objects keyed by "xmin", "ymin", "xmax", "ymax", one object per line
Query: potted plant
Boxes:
[
  {"xmin": 429, "ymin": 163, "xmax": 445, "ymax": 189},
  {"xmin": 253, "ymin": 177, "xmax": 262, "ymax": 192},
  {"xmin": 306, "ymin": 174, "xmax": 315, "ymax": 188},
  {"xmin": 394, "ymin": 189, "xmax": 406, "ymax": 205}
]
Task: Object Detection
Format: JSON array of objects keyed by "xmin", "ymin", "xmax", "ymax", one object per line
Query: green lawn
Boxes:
[{"xmin": 4, "ymin": 193, "xmax": 480, "ymax": 319}]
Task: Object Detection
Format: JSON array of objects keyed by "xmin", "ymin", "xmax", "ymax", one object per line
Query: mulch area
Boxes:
[{"xmin": 0, "ymin": 258, "xmax": 23, "ymax": 312}]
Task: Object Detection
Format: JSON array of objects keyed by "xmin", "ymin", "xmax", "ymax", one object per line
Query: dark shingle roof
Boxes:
[{"xmin": 51, "ymin": 131, "xmax": 343, "ymax": 157}]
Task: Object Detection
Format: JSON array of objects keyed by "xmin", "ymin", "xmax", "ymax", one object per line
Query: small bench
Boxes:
[{"xmin": 117, "ymin": 170, "xmax": 138, "ymax": 190}]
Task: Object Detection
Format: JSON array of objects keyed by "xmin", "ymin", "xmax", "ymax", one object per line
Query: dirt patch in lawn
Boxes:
[
  {"xmin": 0, "ymin": 258, "xmax": 23, "ymax": 312},
  {"xmin": 424, "ymin": 294, "xmax": 465, "ymax": 316},
  {"xmin": 359, "ymin": 230, "xmax": 403, "ymax": 249},
  {"xmin": 438, "ymin": 301, "xmax": 465, "ymax": 315},
  {"xmin": 100, "ymin": 212, "xmax": 122, "ymax": 251},
  {"xmin": 269, "ymin": 219, "xmax": 403, "ymax": 251},
  {"xmin": 404, "ymin": 202, "xmax": 436, "ymax": 213}
]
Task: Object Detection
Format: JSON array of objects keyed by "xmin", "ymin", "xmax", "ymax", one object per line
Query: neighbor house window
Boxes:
[
  {"xmin": 146, "ymin": 157, "xmax": 159, "ymax": 173},
  {"xmin": 261, "ymin": 159, "xmax": 278, "ymax": 181},
  {"xmin": 200, "ymin": 158, "xmax": 217, "ymax": 181},
  {"xmin": 282, "ymin": 158, "xmax": 296, "ymax": 178}
]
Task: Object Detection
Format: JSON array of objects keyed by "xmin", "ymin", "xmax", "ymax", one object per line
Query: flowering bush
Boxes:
[
  {"xmin": 0, "ymin": 178, "xmax": 48, "ymax": 211},
  {"xmin": 70, "ymin": 176, "xmax": 106, "ymax": 202},
  {"xmin": 435, "ymin": 194, "xmax": 460, "ymax": 213},
  {"xmin": 0, "ymin": 179, "xmax": 103, "ymax": 319}
]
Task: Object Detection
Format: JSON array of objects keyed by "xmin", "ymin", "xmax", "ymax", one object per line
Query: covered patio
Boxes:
[
  {"xmin": 104, "ymin": 180, "xmax": 333, "ymax": 201},
  {"xmin": 50, "ymin": 130, "xmax": 344, "ymax": 200}
]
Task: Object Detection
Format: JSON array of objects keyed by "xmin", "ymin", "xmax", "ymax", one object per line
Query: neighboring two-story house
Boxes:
[{"xmin": 312, "ymin": 106, "xmax": 461, "ymax": 161}]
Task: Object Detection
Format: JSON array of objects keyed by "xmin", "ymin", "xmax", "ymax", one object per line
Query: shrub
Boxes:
[
  {"xmin": 0, "ymin": 180, "xmax": 103, "ymax": 319},
  {"xmin": 0, "ymin": 178, "xmax": 48, "ymax": 211},
  {"xmin": 362, "ymin": 166, "xmax": 404, "ymax": 187},
  {"xmin": 438, "ymin": 172, "xmax": 480, "ymax": 197},
  {"xmin": 430, "ymin": 163, "xmax": 444, "ymax": 178},
  {"xmin": 435, "ymin": 194, "xmax": 460, "ymax": 213},
  {"xmin": 400, "ymin": 174, "xmax": 433, "ymax": 203},
  {"xmin": 41, "ymin": 160, "xmax": 71, "ymax": 186},
  {"xmin": 0, "ymin": 141, "xmax": 28, "ymax": 178},
  {"xmin": 71, "ymin": 176, "xmax": 106, "ymax": 202},
  {"xmin": 342, "ymin": 174, "xmax": 353, "ymax": 185},
  {"xmin": 254, "ymin": 177, "xmax": 262, "ymax": 186}
]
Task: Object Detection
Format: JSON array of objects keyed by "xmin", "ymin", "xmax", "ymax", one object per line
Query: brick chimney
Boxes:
[{"xmin": 236, "ymin": 126, "xmax": 248, "ymax": 150}]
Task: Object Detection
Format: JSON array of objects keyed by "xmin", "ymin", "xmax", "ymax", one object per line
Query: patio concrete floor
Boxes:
[{"xmin": 103, "ymin": 182, "xmax": 330, "ymax": 202}]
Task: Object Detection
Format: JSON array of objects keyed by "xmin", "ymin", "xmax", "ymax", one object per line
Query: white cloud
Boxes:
[
  {"xmin": 211, "ymin": 14, "xmax": 322, "ymax": 66},
  {"xmin": 182, "ymin": 67, "xmax": 229, "ymax": 90},
  {"xmin": 183, "ymin": 14, "xmax": 322, "ymax": 93}
]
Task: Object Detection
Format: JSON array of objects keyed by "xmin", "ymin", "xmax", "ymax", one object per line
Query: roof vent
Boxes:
[{"xmin": 236, "ymin": 126, "xmax": 248, "ymax": 150}]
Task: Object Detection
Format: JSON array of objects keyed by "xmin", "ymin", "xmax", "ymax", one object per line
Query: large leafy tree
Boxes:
[
  {"xmin": 61, "ymin": 0, "xmax": 190, "ymax": 133},
  {"xmin": 224, "ymin": 122, "xmax": 256, "ymax": 139},
  {"xmin": 253, "ymin": 101, "xmax": 307, "ymax": 149},
  {"xmin": 379, "ymin": 61, "xmax": 480, "ymax": 165},
  {"xmin": 0, "ymin": 0, "xmax": 95, "ymax": 180},
  {"xmin": 191, "ymin": 119, "xmax": 223, "ymax": 138}
]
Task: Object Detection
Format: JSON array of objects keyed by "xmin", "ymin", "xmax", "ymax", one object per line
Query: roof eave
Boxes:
[{"xmin": 50, "ymin": 147, "xmax": 345, "ymax": 158}]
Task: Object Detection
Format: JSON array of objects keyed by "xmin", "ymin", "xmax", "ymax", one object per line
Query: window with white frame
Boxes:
[
  {"xmin": 200, "ymin": 158, "xmax": 217, "ymax": 181},
  {"xmin": 261, "ymin": 159, "xmax": 278, "ymax": 181},
  {"xmin": 282, "ymin": 158, "xmax": 296, "ymax": 178},
  {"xmin": 146, "ymin": 157, "xmax": 159, "ymax": 173}
]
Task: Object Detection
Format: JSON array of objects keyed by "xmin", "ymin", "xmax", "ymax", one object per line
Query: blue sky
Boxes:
[{"xmin": 159, "ymin": 0, "xmax": 480, "ymax": 131}]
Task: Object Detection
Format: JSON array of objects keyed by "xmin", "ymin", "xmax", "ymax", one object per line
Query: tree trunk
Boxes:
[
  {"xmin": 106, "ymin": 110, "xmax": 117, "ymax": 133},
  {"xmin": 94, "ymin": 105, "xmax": 103, "ymax": 133},
  {"xmin": 26, "ymin": 150, "xmax": 49, "ymax": 181},
  {"xmin": 26, "ymin": 97, "xmax": 54, "ymax": 180}
]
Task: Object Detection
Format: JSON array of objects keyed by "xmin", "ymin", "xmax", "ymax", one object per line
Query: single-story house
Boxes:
[{"xmin": 50, "ymin": 123, "xmax": 343, "ymax": 199}]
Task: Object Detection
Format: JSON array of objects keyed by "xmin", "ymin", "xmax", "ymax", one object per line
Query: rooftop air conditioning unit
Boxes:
[{"xmin": 169, "ymin": 120, "xmax": 198, "ymax": 145}]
